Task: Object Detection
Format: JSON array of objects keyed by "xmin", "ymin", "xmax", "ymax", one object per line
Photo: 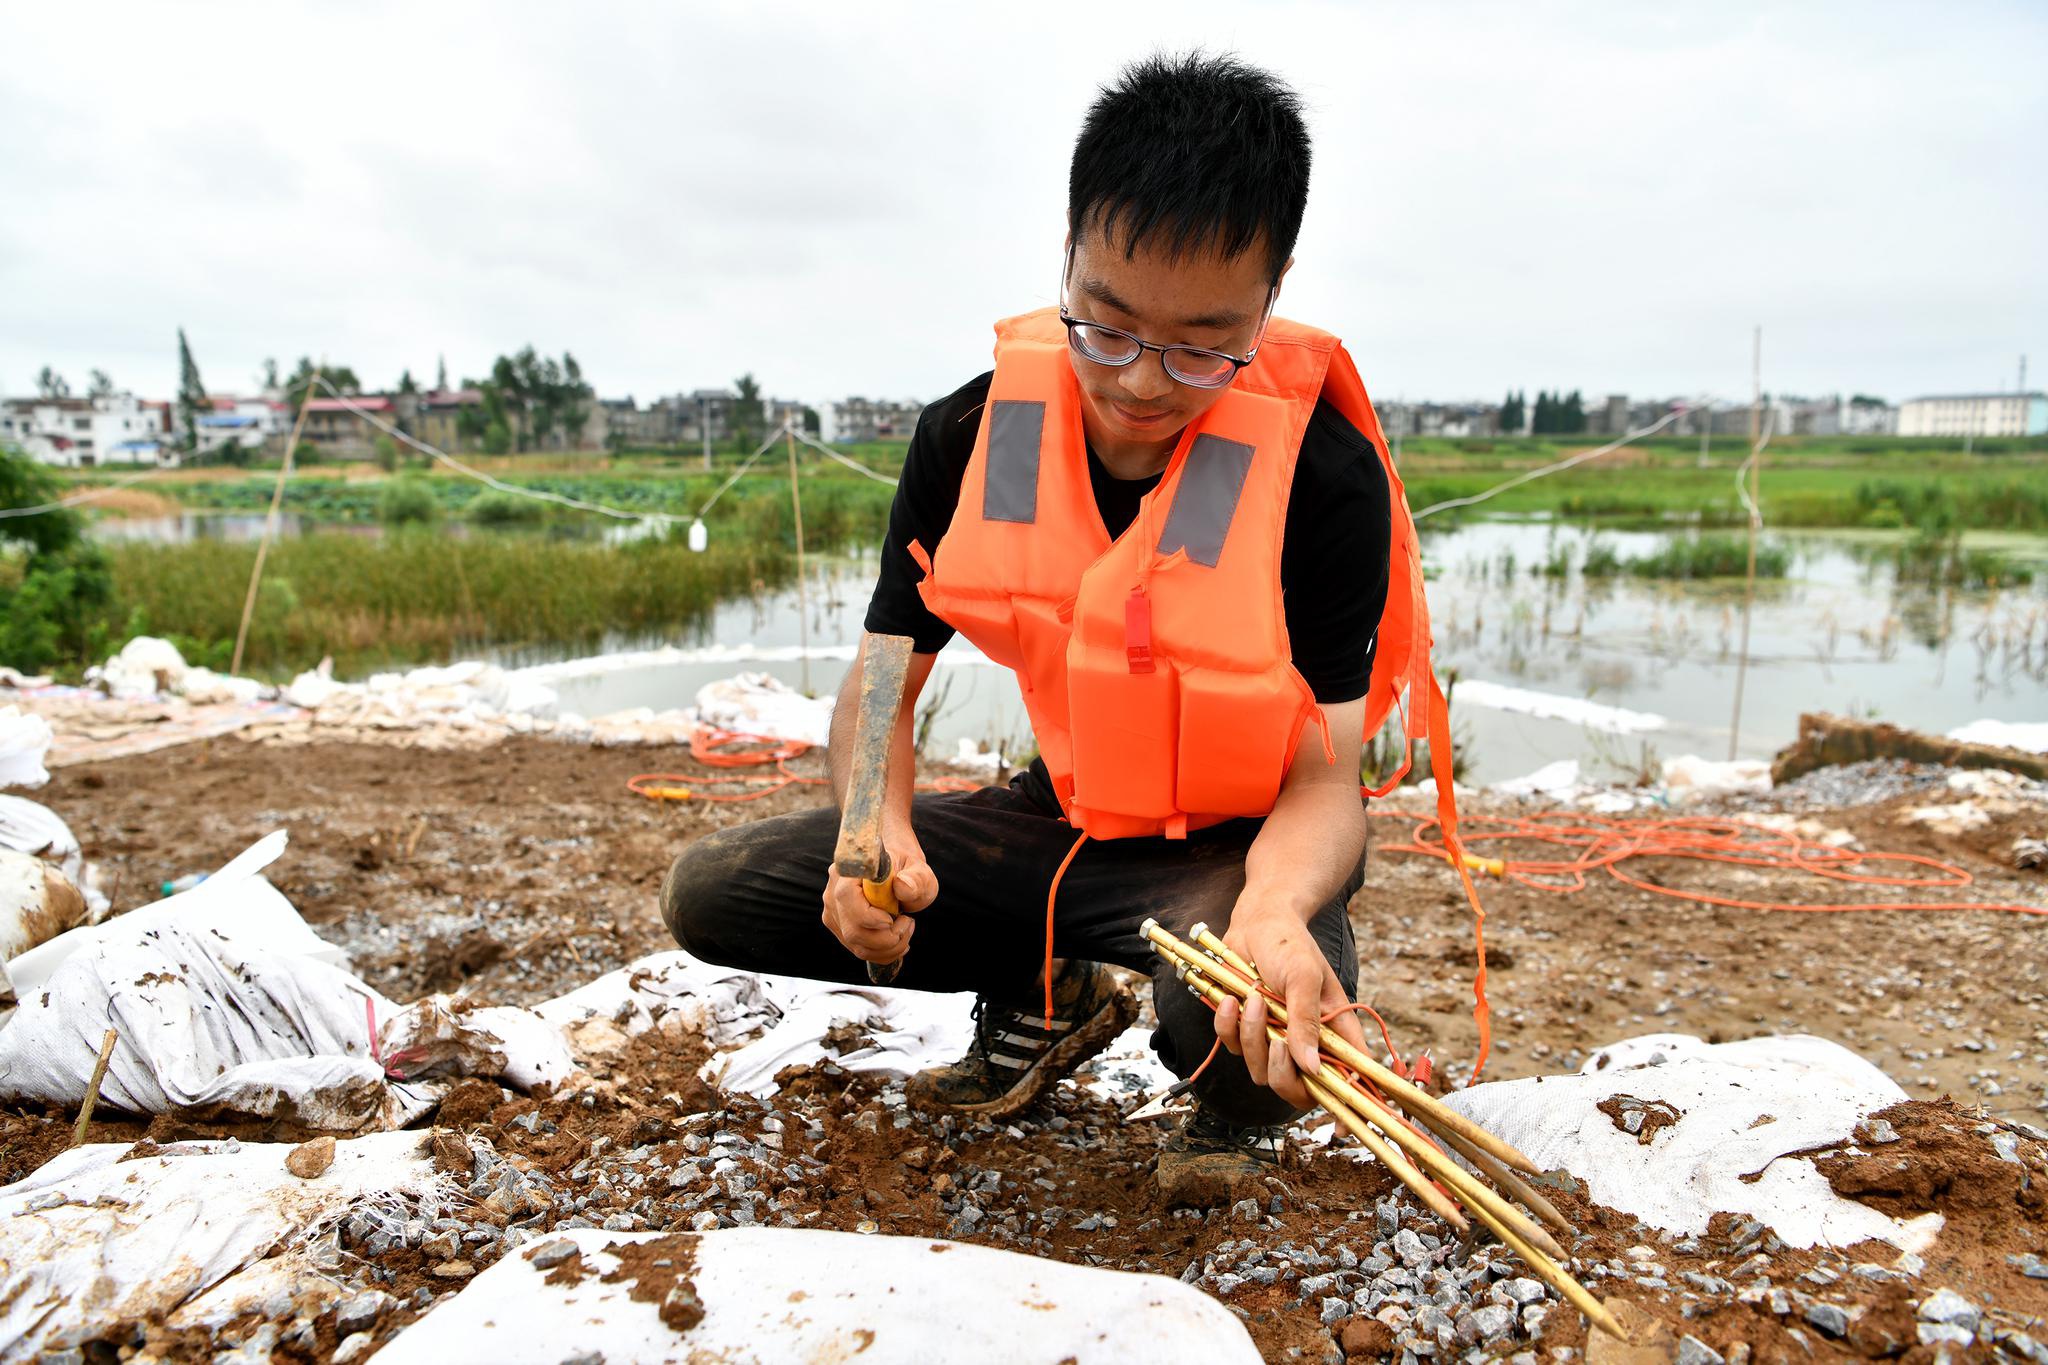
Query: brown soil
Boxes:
[
  {"xmin": 602, "ymin": 1232, "xmax": 705, "ymax": 1333},
  {"xmin": 5, "ymin": 737, "xmax": 2046, "ymax": 1362}
]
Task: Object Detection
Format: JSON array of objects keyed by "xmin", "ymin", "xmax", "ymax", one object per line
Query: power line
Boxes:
[
  {"xmin": 0, "ymin": 463, "xmax": 178, "ymax": 520},
  {"xmin": 1409, "ymin": 405, "xmax": 1694, "ymax": 523}
]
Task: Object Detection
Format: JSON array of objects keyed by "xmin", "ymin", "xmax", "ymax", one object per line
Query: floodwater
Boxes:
[{"xmin": 499, "ymin": 522, "xmax": 2048, "ymax": 787}]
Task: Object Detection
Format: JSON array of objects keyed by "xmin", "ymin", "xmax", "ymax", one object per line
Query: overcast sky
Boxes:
[{"xmin": 4, "ymin": 2, "xmax": 2043, "ymax": 412}]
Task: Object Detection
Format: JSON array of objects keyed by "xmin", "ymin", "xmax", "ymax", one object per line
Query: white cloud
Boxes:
[{"xmin": 2, "ymin": 1, "xmax": 2042, "ymax": 409}]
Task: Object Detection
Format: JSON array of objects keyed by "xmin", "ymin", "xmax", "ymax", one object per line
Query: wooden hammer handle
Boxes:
[{"xmin": 862, "ymin": 853, "xmax": 902, "ymax": 985}]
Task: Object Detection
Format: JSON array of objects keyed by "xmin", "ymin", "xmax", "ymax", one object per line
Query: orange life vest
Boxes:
[{"xmin": 912, "ymin": 307, "xmax": 1492, "ymax": 1073}]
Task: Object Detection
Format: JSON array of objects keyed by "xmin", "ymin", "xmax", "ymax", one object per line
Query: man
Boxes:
[{"xmin": 663, "ymin": 53, "xmax": 1429, "ymax": 1202}]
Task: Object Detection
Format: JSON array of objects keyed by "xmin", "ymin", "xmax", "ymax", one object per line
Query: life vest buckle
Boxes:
[{"xmin": 1124, "ymin": 589, "xmax": 1155, "ymax": 674}]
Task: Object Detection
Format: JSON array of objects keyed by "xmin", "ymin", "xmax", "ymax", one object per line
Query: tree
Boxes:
[
  {"xmin": 470, "ymin": 347, "xmax": 595, "ymax": 452},
  {"xmin": 731, "ymin": 373, "xmax": 764, "ymax": 452},
  {"xmin": 398, "ymin": 369, "xmax": 419, "ymax": 396},
  {"xmin": 1531, "ymin": 390, "xmax": 1554, "ymax": 435},
  {"xmin": 802, "ymin": 406, "xmax": 822, "ymax": 437},
  {"xmin": 1560, "ymin": 389, "xmax": 1586, "ymax": 435},
  {"xmin": 176, "ymin": 328, "xmax": 208, "ymax": 453},
  {"xmin": 373, "ymin": 434, "xmax": 402, "ymax": 471},
  {"xmin": 35, "ymin": 367, "xmax": 70, "ymax": 400},
  {"xmin": 261, "ymin": 357, "xmax": 280, "ymax": 393},
  {"xmin": 436, "ymin": 355, "xmax": 448, "ymax": 392},
  {"xmin": 282, "ymin": 357, "xmax": 363, "ymax": 416},
  {"xmin": 0, "ymin": 445, "xmax": 112, "ymax": 671},
  {"xmin": 1499, "ymin": 390, "xmax": 1524, "ymax": 435},
  {"xmin": 87, "ymin": 369, "xmax": 115, "ymax": 399},
  {"xmin": 558, "ymin": 352, "xmax": 590, "ymax": 448}
]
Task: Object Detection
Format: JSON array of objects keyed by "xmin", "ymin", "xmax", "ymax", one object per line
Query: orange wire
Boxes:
[
  {"xmin": 1042, "ymin": 829, "xmax": 1090, "ymax": 1028},
  {"xmin": 627, "ymin": 727, "xmax": 979, "ymax": 806},
  {"xmin": 1370, "ymin": 808, "xmax": 2045, "ymax": 916}
]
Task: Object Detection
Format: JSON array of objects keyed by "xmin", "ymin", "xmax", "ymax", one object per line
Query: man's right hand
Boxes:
[{"xmin": 821, "ymin": 834, "xmax": 939, "ymax": 965}]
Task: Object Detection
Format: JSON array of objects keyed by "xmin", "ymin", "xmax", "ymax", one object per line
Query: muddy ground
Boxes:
[
  {"xmin": 6, "ymin": 736, "xmax": 2047, "ymax": 1362},
  {"xmin": 32, "ymin": 736, "xmax": 2047, "ymax": 1111}
]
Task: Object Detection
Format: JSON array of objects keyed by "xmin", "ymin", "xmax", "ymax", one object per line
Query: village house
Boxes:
[{"xmin": 0, "ymin": 392, "xmax": 172, "ymax": 467}]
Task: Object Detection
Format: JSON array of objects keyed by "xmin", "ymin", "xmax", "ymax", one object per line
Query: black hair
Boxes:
[{"xmin": 1068, "ymin": 52, "xmax": 1310, "ymax": 284}]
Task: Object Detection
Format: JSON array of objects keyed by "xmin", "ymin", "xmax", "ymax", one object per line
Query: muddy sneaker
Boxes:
[
  {"xmin": 1155, "ymin": 1107, "xmax": 1287, "ymax": 1207},
  {"xmin": 905, "ymin": 961, "xmax": 1136, "ymax": 1120}
]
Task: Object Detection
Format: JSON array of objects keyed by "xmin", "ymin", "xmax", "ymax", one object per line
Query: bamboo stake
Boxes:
[
  {"xmin": 230, "ymin": 387, "xmax": 319, "ymax": 677},
  {"xmin": 1165, "ymin": 950, "xmax": 1620, "ymax": 1339},
  {"xmin": 1303, "ymin": 1071, "xmax": 1468, "ymax": 1232},
  {"xmin": 1430, "ymin": 1122, "xmax": 1575, "ymax": 1238},
  {"xmin": 1176, "ymin": 922, "xmax": 1538, "ymax": 1175},
  {"xmin": 1168, "ymin": 952, "xmax": 1563, "ymax": 1260},
  {"xmin": 72, "ymin": 1028, "xmax": 118, "ymax": 1148}
]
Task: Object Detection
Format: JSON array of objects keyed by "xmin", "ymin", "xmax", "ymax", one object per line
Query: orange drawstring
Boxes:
[{"xmin": 1043, "ymin": 828, "xmax": 1091, "ymax": 1026}]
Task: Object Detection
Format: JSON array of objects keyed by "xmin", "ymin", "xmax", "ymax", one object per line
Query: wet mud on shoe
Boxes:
[{"xmin": 906, "ymin": 961, "xmax": 1137, "ymax": 1121}]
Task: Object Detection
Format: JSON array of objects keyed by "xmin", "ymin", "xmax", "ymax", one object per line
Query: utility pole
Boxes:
[
  {"xmin": 1698, "ymin": 401, "xmax": 1711, "ymax": 468},
  {"xmin": 1727, "ymin": 327, "xmax": 1762, "ymax": 761},
  {"xmin": 700, "ymin": 393, "xmax": 713, "ymax": 473}
]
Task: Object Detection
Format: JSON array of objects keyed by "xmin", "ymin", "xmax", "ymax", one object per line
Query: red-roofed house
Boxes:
[{"xmin": 301, "ymin": 395, "xmax": 396, "ymax": 457}]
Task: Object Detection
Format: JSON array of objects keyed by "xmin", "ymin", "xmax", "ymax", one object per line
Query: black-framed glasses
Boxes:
[
  {"xmin": 1058, "ymin": 307, "xmax": 1266, "ymax": 390},
  {"xmin": 1058, "ymin": 245, "xmax": 1276, "ymax": 390}
]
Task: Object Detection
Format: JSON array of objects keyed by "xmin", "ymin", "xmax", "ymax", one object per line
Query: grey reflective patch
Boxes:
[
  {"xmin": 982, "ymin": 400, "xmax": 1044, "ymax": 524},
  {"xmin": 1156, "ymin": 433, "xmax": 1255, "ymax": 567}
]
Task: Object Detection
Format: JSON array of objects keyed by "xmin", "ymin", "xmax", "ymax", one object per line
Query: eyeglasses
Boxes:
[
  {"xmin": 1059, "ymin": 249, "xmax": 1276, "ymax": 390},
  {"xmin": 1058, "ymin": 308, "xmax": 1266, "ymax": 389}
]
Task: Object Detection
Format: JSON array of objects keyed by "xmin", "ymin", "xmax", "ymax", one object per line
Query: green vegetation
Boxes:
[
  {"xmin": 0, "ymin": 446, "xmax": 115, "ymax": 672},
  {"xmin": 1396, "ymin": 434, "xmax": 2048, "ymax": 529},
  {"xmin": 1616, "ymin": 535, "xmax": 1789, "ymax": 580},
  {"xmin": 377, "ymin": 476, "xmax": 440, "ymax": 525},
  {"xmin": 464, "ymin": 490, "xmax": 549, "ymax": 525},
  {"xmin": 93, "ymin": 530, "xmax": 792, "ymax": 678}
]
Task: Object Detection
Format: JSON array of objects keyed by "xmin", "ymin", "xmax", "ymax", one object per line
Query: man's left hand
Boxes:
[{"xmin": 1211, "ymin": 903, "xmax": 1367, "ymax": 1111}]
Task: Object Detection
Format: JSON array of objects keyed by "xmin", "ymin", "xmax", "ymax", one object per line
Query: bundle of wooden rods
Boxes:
[{"xmin": 1141, "ymin": 919, "xmax": 1623, "ymax": 1340}]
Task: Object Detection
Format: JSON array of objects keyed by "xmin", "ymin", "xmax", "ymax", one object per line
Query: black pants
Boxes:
[{"xmin": 660, "ymin": 775, "xmax": 1365, "ymax": 1126}]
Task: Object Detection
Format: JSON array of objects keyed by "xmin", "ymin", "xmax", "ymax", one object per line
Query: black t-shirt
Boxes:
[{"xmin": 864, "ymin": 371, "xmax": 1392, "ymax": 704}]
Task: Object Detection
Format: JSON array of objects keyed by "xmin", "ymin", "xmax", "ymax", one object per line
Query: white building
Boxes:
[
  {"xmin": 1897, "ymin": 392, "xmax": 2048, "ymax": 438},
  {"xmin": 0, "ymin": 392, "xmax": 172, "ymax": 467},
  {"xmin": 195, "ymin": 395, "xmax": 289, "ymax": 458}
]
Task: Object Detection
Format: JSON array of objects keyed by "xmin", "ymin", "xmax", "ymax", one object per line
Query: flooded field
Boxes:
[{"xmin": 499, "ymin": 521, "xmax": 2048, "ymax": 785}]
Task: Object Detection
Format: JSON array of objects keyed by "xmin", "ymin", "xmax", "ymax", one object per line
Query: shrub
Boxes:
[
  {"xmin": 0, "ymin": 446, "xmax": 113, "ymax": 672},
  {"xmin": 378, "ymin": 476, "xmax": 440, "ymax": 525},
  {"xmin": 466, "ymin": 490, "xmax": 547, "ymax": 525}
]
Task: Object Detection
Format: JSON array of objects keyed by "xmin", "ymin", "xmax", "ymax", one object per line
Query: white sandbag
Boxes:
[
  {"xmin": 0, "ymin": 794, "xmax": 109, "ymax": 917},
  {"xmin": 92, "ymin": 635, "xmax": 189, "ymax": 699},
  {"xmin": 0, "ymin": 917, "xmax": 430, "ymax": 1131},
  {"xmin": 1662, "ymin": 754, "xmax": 1772, "ymax": 799},
  {"xmin": 0, "ymin": 704, "xmax": 53, "ymax": 788},
  {"xmin": 177, "ymin": 666, "xmax": 267, "ymax": 706},
  {"xmin": 0, "ymin": 848, "xmax": 92, "ymax": 961},
  {"xmin": 534, "ymin": 950, "xmax": 784, "ymax": 1041},
  {"xmin": 1443, "ymin": 1033, "xmax": 1941, "ymax": 1251},
  {"xmin": 1948, "ymin": 717, "xmax": 2048, "ymax": 753},
  {"xmin": 381, "ymin": 995, "xmax": 577, "ymax": 1092},
  {"xmin": 0, "ymin": 1131, "xmax": 447, "ymax": 1358},
  {"xmin": 535, "ymin": 951, "xmax": 976, "ymax": 1098},
  {"xmin": 375, "ymin": 1226, "xmax": 1260, "ymax": 1365},
  {"xmin": 714, "ymin": 973, "xmax": 975, "ymax": 1096},
  {"xmin": 694, "ymin": 670, "xmax": 833, "ymax": 746},
  {"xmin": 5, "ymin": 830, "xmax": 344, "ymax": 998}
]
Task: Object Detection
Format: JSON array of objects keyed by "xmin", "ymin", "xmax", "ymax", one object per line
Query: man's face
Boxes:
[{"xmin": 1063, "ymin": 225, "xmax": 1283, "ymax": 451}]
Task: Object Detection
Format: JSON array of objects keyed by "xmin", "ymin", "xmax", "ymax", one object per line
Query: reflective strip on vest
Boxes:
[
  {"xmin": 982, "ymin": 399, "xmax": 1044, "ymax": 524},
  {"xmin": 1156, "ymin": 433, "xmax": 1254, "ymax": 568}
]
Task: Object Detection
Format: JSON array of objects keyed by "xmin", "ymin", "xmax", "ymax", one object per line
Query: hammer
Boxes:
[{"xmin": 833, "ymin": 633, "xmax": 916, "ymax": 986}]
